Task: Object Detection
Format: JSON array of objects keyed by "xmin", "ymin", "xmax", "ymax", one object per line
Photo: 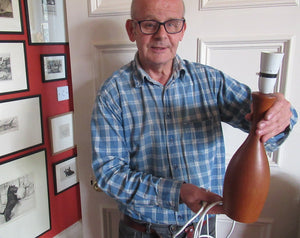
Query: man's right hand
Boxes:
[{"xmin": 180, "ymin": 183, "xmax": 224, "ymax": 214}]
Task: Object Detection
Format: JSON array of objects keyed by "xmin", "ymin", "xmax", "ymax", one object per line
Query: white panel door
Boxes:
[{"xmin": 65, "ymin": 0, "xmax": 300, "ymax": 237}]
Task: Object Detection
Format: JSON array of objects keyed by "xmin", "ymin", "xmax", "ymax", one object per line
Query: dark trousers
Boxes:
[{"xmin": 119, "ymin": 216, "xmax": 216, "ymax": 238}]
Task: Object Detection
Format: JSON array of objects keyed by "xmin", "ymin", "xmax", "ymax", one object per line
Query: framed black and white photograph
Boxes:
[
  {"xmin": 0, "ymin": 150, "xmax": 50, "ymax": 238},
  {"xmin": 0, "ymin": 41, "xmax": 29, "ymax": 95},
  {"xmin": 41, "ymin": 54, "xmax": 67, "ymax": 82},
  {"xmin": 25, "ymin": 0, "xmax": 68, "ymax": 44},
  {"xmin": 0, "ymin": 95, "xmax": 43, "ymax": 158},
  {"xmin": 0, "ymin": 0, "xmax": 23, "ymax": 33},
  {"xmin": 53, "ymin": 156, "xmax": 78, "ymax": 194},
  {"xmin": 49, "ymin": 112, "xmax": 74, "ymax": 155}
]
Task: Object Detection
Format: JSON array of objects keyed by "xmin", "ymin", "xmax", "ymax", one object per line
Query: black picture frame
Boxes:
[
  {"xmin": 0, "ymin": 95, "xmax": 44, "ymax": 159},
  {"xmin": 0, "ymin": 0, "xmax": 24, "ymax": 34},
  {"xmin": 53, "ymin": 156, "xmax": 78, "ymax": 195},
  {"xmin": 0, "ymin": 149, "xmax": 51, "ymax": 237},
  {"xmin": 41, "ymin": 53, "xmax": 67, "ymax": 82},
  {"xmin": 24, "ymin": 0, "xmax": 68, "ymax": 45},
  {"xmin": 0, "ymin": 40, "xmax": 29, "ymax": 95}
]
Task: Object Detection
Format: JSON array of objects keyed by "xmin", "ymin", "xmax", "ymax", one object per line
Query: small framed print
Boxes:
[
  {"xmin": 49, "ymin": 112, "xmax": 74, "ymax": 155},
  {"xmin": 25, "ymin": 0, "xmax": 68, "ymax": 44},
  {"xmin": 0, "ymin": 149, "xmax": 50, "ymax": 237},
  {"xmin": 0, "ymin": 0, "xmax": 23, "ymax": 34},
  {"xmin": 0, "ymin": 95, "xmax": 43, "ymax": 158},
  {"xmin": 0, "ymin": 41, "xmax": 29, "ymax": 95},
  {"xmin": 41, "ymin": 54, "xmax": 67, "ymax": 82},
  {"xmin": 53, "ymin": 156, "xmax": 78, "ymax": 194}
]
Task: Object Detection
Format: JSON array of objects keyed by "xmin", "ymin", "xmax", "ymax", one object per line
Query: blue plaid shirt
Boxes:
[{"xmin": 91, "ymin": 54, "xmax": 297, "ymax": 226}]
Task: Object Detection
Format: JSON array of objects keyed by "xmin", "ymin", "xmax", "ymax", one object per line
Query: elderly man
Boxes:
[{"xmin": 91, "ymin": 0, "xmax": 297, "ymax": 237}]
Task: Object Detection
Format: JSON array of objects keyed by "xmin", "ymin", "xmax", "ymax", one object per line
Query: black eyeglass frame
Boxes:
[{"xmin": 134, "ymin": 18, "xmax": 186, "ymax": 35}]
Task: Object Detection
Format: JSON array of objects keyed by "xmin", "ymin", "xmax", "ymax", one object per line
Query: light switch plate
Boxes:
[{"xmin": 57, "ymin": 86, "xmax": 69, "ymax": 101}]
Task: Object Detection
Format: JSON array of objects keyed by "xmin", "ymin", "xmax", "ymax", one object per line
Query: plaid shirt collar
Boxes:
[{"xmin": 132, "ymin": 53, "xmax": 186, "ymax": 88}]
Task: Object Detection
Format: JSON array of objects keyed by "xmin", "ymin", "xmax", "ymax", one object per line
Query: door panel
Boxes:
[
  {"xmin": 197, "ymin": 36, "xmax": 292, "ymax": 165},
  {"xmin": 66, "ymin": 0, "xmax": 300, "ymax": 237},
  {"xmin": 94, "ymin": 42, "xmax": 136, "ymax": 92}
]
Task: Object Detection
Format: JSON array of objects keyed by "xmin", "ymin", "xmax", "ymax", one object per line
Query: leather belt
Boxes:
[
  {"xmin": 123, "ymin": 215, "xmax": 158, "ymax": 235},
  {"xmin": 123, "ymin": 215, "xmax": 194, "ymax": 237}
]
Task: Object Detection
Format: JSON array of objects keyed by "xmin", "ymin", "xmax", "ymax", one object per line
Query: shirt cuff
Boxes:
[{"xmin": 157, "ymin": 178, "xmax": 184, "ymax": 211}]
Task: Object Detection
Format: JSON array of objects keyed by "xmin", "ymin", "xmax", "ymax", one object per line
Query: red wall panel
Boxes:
[{"xmin": 0, "ymin": 0, "xmax": 81, "ymax": 237}]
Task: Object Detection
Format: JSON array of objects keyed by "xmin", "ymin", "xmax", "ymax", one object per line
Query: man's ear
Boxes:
[{"xmin": 126, "ymin": 19, "xmax": 136, "ymax": 42}]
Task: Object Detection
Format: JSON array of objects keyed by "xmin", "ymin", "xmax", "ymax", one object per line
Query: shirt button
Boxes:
[{"xmin": 169, "ymin": 136, "xmax": 174, "ymax": 144}]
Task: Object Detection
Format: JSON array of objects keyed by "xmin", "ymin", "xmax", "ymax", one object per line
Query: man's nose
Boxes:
[{"xmin": 155, "ymin": 24, "xmax": 168, "ymax": 37}]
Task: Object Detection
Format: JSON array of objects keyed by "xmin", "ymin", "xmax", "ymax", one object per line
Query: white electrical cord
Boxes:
[
  {"xmin": 225, "ymin": 219, "xmax": 236, "ymax": 238},
  {"xmin": 172, "ymin": 201, "xmax": 236, "ymax": 238}
]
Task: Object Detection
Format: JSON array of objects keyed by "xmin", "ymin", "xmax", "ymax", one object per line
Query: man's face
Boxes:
[{"xmin": 126, "ymin": 0, "xmax": 186, "ymax": 70}]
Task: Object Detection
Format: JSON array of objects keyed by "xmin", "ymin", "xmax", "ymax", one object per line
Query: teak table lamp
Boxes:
[{"xmin": 223, "ymin": 52, "xmax": 284, "ymax": 223}]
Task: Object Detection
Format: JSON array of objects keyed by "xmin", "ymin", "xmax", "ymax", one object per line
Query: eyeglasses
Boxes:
[{"xmin": 134, "ymin": 19, "xmax": 185, "ymax": 35}]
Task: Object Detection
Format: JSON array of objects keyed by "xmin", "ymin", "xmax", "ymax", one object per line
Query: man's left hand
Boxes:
[{"xmin": 246, "ymin": 93, "xmax": 291, "ymax": 143}]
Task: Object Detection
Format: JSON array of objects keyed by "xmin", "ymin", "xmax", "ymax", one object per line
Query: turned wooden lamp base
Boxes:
[{"xmin": 222, "ymin": 92, "xmax": 276, "ymax": 223}]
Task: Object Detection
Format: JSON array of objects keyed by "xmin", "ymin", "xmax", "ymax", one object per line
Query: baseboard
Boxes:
[{"xmin": 54, "ymin": 220, "xmax": 83, "ymax": 238}]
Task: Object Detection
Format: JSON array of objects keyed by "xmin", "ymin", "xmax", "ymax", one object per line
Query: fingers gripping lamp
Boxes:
[{"xmin": 222, "ymin": 52, "xmax": 284, "ymax": 223}]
